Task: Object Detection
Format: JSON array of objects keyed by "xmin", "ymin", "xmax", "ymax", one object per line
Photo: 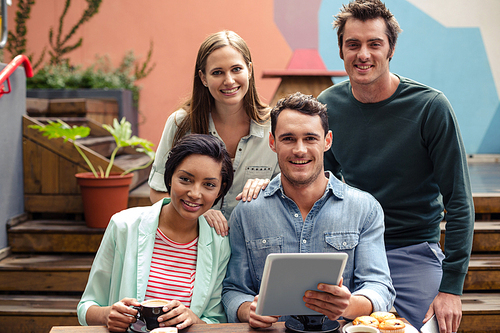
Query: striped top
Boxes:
[{"xmin": 144, "ymin": 228, "xmax": 198, "ymax": 307}]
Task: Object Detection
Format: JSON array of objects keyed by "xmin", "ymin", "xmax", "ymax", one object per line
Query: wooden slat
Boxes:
[
  {"xmin": 41, "ymin": 145, "xmax": 60, "ymax": 194},
  {"xmin": 24, "ymin": 194, "xmax": 83, "ymax": 213},
  {"xmin": 128, "ymin": 182, "xmax": 152, "ymax": 208},
  {"xmin": 459, "ymin": 293, "xmax": 500, "ymax": 332},
  {"xmin": 0, "ymin": 295, "xmax": 80, "ymax": 333},
  {"xmin": 8, "ymin": 220, "xmax": 104, "ymax": 253},
  {"xmin": 464, "ymin": 255, "xmax": 500, "ymax": 291},
  {"xmin": 49, "ymin": 98, "xmax": 89, "ymax": 115},
  {"xmin": 59, "ymin": 160, "xmax": 80, "ymax": 194},
  {"xmin": 22, "ymin": 138, "xmax": 42, "ymax": 194},
  {"xmin": 0, "ymin": 254, "xmax": 93, "ymax": 292},
  {"xmin": 473, "ymin": 193, "xmax": 500, "ymax": 214},
  {"xmin": 26, "ymin": 98, "xmax": 50, "ymax": 116}
]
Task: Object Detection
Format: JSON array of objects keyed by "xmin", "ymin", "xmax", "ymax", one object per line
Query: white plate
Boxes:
[{"xmin": 343, "ymin": 322, "xmax": 419, "ymax": 333}]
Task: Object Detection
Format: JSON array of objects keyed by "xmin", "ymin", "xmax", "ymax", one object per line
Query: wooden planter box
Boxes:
[
  {"xmin": 26, "ymin": 98, "xmax": 119, "ymax": 126},
  {"xmin": 22, "ymin": 115, "xmax": 151, "ymax": 214},
  {"xmin": 26, "ymin": 89, "xmax": 138, "ymax": 135}
]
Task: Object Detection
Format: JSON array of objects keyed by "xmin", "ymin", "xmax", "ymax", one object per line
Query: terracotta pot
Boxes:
[{"xmin": 75, "ymin": 172, "xmax": 134, "ymax": 228}]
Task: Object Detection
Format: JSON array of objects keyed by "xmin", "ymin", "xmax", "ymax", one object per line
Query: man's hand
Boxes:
[
  {"xmin": 236, "ymin": 178, "xmax": 270, "ymax": 202},
  {"xmin": 424, "ymin": 292, "xmax": 462, "ymax": 333},
  {"xmin": 303, "ymin": 280, "xmax": 351, "ymax": 321},
  {"xmin": 203, "ymin": 209, "xmax": 228, "ymax": 236},
  {"xmin": 238, "ymin": 296, "xmax": 280, "ymax": 328}
]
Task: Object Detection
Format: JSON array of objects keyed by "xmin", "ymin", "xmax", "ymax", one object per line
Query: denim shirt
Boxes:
[{"xmin": 222, "ymin": 172, "xmax": 395, "ymax": 323}]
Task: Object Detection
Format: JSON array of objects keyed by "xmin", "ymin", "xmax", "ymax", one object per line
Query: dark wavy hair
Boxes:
[
  {"xmin": 334, "ymin": 0, "xmax": 402, "ymax": 60},
  {"xmin": 164, "ymin": 134, "xmax": 233, "ymax": 208},
  {"xmin": 271, "ymin": 92, "xmax": 329, "ymax": 137}
]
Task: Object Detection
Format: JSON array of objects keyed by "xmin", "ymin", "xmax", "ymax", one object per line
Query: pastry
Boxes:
[
  {"xmin": 378, "ymin": 318, "xmax": 406, "ymax": 333},
  {"xmin": 352, "ymin": 315, "xmax": 380, "ymax": 328},
  {"xmin": 370, "ymin": 311, "xmax": 396, "ymax": 323}
]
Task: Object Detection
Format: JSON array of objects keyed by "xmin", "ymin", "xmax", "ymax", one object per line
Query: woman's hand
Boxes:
[
  {"xmin": 87, "ymin": 298, "xmax": 140, "ymax": 332},
  {"xmin": 203, "ymin": 209, "xmax": 228, "ymax": 236},
  {"xmin": 236, "ymin": 178, "xmax": 270, "ymax": 202},
  {"xmin": 158, "ymin": 300, "xmax": 205, "ymax": 329}
]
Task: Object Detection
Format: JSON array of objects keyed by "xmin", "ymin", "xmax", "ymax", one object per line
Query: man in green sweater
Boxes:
[{"xmin": 318, "ymin": 1, "xmax": 474, "ymax": 332}]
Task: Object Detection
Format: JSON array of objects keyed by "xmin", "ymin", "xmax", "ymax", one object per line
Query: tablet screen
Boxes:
[{"xmin": 255, "ymin": 252, "xmax": 348, "ymax": 316}]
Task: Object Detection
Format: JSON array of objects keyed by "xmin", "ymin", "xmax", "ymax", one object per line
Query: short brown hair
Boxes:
[
  {"xmin": 334, "ymin": 0, "xmax": 402, "ymax": 58},
  {"xmin": 271, "ymin": 92, "xmax": 329, "ymax": 137}
]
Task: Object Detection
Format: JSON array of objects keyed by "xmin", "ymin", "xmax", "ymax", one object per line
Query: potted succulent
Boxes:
[{"xmin": 29, "ymin": 117, "xmax": 155, "ymax": 228}]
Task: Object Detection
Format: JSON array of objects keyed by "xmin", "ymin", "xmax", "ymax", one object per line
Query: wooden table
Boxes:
[{"xmin": 50, "ymin": 321, "xmax": 345, "ymax": 332}]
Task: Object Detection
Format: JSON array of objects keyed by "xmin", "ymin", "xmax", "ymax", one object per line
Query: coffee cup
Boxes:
[{"xmin": 133, "ymin": 299, "xmax": 170, "ymax": 331}]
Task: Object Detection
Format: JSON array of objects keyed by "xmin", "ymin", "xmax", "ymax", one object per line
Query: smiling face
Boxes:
[
  {"xmin": 199, "ymin": 45, "xmax": 252, "ymax": 111},
  {"xmin": 341, "ymin": 17, "xmax": 394, "ymax": 88},
  {"xmin": 168, "ymin": 154, "xmax": 222, "ymax": 223},
  {"xmin": 269, "ymin": 109, "xmax": 332, "ymax": 189}
]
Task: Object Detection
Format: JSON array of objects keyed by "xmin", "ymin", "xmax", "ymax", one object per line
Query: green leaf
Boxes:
[{"xmin": 28, "ymin": 119, "xmax": 90, "ymax": 142}]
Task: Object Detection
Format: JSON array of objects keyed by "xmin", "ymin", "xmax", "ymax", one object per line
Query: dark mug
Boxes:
[{"xmin": 132, "ymin": 299, "xmax": 169, "ymax": 331}]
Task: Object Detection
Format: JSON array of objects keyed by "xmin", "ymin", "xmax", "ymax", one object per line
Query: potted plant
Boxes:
[{"xmin": 29, "ymin": 117, "xmax": 155, "ymax": 228}]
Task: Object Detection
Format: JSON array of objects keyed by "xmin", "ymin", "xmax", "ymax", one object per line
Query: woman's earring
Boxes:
[{"xmin": 203, "ymin": 82, "xmax": 207, "ymax": 87}]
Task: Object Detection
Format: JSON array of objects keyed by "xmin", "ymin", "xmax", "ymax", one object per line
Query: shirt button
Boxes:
[
  {"xmin": 294, "ymin": 214, "xmax": 298, "ymax": 218},
  {"xmin": 302, "ymin": 239, "xmax": 307, "ymax": 244},
  {"xmin": 343, "ymin": 241, "xmax": 347, "ymax": 246},
  {"xmin": 262, "ymin": 239, "xmax": 267, "ymax": 244}
]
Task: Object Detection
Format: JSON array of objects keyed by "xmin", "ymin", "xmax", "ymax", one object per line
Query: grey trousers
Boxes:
[{"xmin": 386, "ymin": 242, "xmax": 445, "ymax": 330}]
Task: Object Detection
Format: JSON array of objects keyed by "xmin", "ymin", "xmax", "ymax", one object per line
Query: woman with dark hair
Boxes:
[
  {"xmin": 149, "ymin": 30, "xmax": 279, "ymax": 235},
  {"xmin": 78, "ymin": 134, "xmax": 234, "ymax": 332}
]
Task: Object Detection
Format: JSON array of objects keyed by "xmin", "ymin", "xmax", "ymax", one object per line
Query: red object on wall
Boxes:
[{"xmin": 0, "ymin": 55, "xmax": 34, "ymax": 98}]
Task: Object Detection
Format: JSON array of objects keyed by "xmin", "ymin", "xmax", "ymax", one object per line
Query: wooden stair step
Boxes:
[
  {"xmin": 8, "ymin": 220, "xmax": 104, "ymax": 253},
  {"xmin": 128, "ymin": 181, "xmax": 152, "ymax": 208},
  {"xmin": 473, "ymin": 193, "xmax": 500, "ymax": 215},
  {"xmin": 0, "ymin": 295, "xmax": 80, "ymax": 333},
  {"xmin": 460, "ymin": 293, "xmax": 500, "ymax": 332},
  {"xmin": 0, "ymin": 254, "xmax": 93, "ymax": 292},
  {"xmin": 464, "ymin": 255, "xmax": 500, "ymax": 291},
  {"xmin": 441, "ymin": 221, "xmax": 500, "ymax": 252}
]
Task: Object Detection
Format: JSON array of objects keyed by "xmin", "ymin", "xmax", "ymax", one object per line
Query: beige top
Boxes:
[{"xmin": 148, "ymin": 109, "xmax": 280, "ymax": 220}]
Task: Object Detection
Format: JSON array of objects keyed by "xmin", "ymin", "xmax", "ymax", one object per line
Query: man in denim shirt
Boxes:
[{"xmin": 222, "ymin": 92, "xmax": 395, "ymax": 328}]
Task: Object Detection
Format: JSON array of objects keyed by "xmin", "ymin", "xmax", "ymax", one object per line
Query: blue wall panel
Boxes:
[{"xmin": 319, "ymin": 0, "xmax": 499, "ymax": 154}]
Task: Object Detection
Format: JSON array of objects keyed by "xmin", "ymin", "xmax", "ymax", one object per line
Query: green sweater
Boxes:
[{"xmin": 318, "ymin": 75, "xmax": 474, "ymax": 295}]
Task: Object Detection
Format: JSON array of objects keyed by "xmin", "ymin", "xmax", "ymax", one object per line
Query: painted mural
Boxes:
[{"xmin": 274, "ymin": 0, "xmax": 499, "ymax": 153}]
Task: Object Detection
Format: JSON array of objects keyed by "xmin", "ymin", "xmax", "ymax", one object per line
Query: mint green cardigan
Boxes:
[{"xmin": 77, "ymin": 198, "xmax": 231, "ymax": 325}]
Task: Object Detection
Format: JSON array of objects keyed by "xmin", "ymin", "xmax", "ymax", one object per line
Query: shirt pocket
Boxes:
[
  {"xmin": 324, "ymin": 232, "xmax": 359, "ymax": 288},
  {"xmin": 324, "ymin": 232, "xmax": 359, "ymax": 251},
  {"xmin": 244, "ymin": 166, "xmax": 274, "ymax": 180},
  {"xmin": 247, "ymin": 236, "xmax": 283, "ymax": 285}
]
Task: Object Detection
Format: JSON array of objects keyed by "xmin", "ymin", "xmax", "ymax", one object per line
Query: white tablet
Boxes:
[{"xmin": 255, "ymin": 252, "xmax": 348, "ymax": 316}]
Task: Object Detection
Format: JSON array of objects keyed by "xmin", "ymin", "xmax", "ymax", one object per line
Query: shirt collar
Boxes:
[
  {"xmin": 208, "ymin": 112, "xmax": 268, "ymax": 139},
  {"xmin": 265, "ymin": 171, "xmax": 345, "ymax": 200}
]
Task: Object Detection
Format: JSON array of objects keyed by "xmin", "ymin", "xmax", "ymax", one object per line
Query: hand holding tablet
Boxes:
[{"xmin": 255, "ymin": 253, "xmax": 348, "ymax": 317}]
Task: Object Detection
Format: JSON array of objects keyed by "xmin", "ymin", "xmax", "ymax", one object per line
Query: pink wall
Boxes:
[{"xmin": 7, "ymin": 0, "xmax": 291, "ymax": 146}]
